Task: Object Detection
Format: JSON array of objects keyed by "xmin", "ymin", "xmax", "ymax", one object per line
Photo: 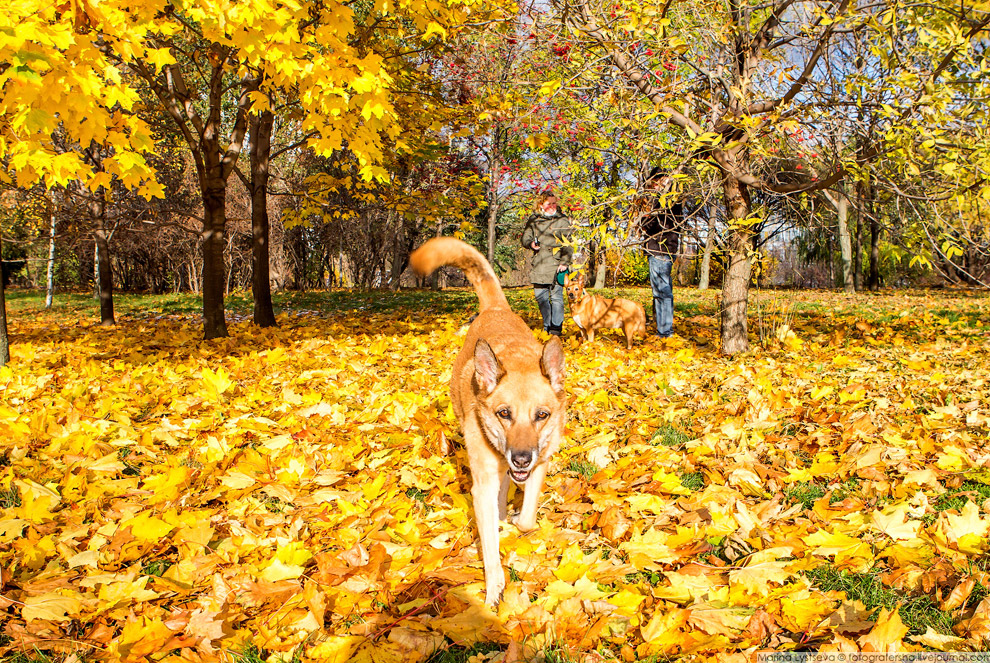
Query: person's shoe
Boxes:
[{"xmin": 548, "ymin": 325, "xmax": 563, "ymax": 336}]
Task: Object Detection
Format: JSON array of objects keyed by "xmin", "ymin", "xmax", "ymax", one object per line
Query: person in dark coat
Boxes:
[
  {"xmin": 521, "ymin": 191, "xmax": 573, "ymax": 335},
  {"xmin": 637, "ymin": 169, "xmax": 683, "ymax": 337}
]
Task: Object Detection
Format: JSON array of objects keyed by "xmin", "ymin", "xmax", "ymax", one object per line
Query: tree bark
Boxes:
[
  {"xmin": 0, "ymin": 234, "xmax": 9, "ymax": 367},
  {"xmin": 835, "ymin": 191, "xmax": 854, "ymax": 293},
  {"xmin": 854, "ymin": 181, "xmax": 864, "ymax": 291},
  {"xmin": 720, "ymin": 174, "xmax": 753, "ymax": 355},
  {"xmin": 202, "ymin": 180, "xmax": 229, "ymax": 339},
  {"xmin": 92, "ymin": 192, "xmax": 115, "ymax": 326},
  {"xmin": 45, "ymin": 198, "xmax": 57, "ymax": 309},
  {"xmin": 487, "ymin": 168, "xmax": 498, "ymax": 266},
  {"xmin": 249, "ymin": 109, "xmax": 277, "ymax": 327},
  {"xmin": 867, "ymin": 185, "xmax": 881, "ymax": 290},
  {"xmin": 132, "ymin": 55, "xmax": 252, "ymax": 339},
  {"xmin": 698, "ymin": 213, "xmax": 717, "ymax": 291}
]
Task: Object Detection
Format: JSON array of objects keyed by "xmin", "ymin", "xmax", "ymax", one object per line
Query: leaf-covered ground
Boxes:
[{"xmin": 1, "ymin": 287, "xmax": 989, "ymax": 663}]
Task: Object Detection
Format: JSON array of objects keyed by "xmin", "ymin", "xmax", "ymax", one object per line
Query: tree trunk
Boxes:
[
  {"xmin": 390, "ymin": 216, "xmax": 419, "ymax": 291},
  {"xmin": 249, "ymin": 110, "xmax": 277, "ymax": 327},
  {"xmin": 93, "ymin": 244, "xmax": 100, "ymax": 299},
  {"xmin": 868, "ymin": 186, "xmax": 880, "ymax": 291},
  {"xmin": 91, "ymin": 193, "xmax": 116, "ymax": 326},
  {"xmin": 719, "ymin": 174, "xmax": 753, "ymax": 355},
  {"xmin": 45, "ymin": 199, "xmax": 56, "ymax": 309},
  {"xmin": 854, "ymin": 182, "xmax": 864, "ymax": 290},
  {"xmin": 698, "ymin": 213, "xmax": 717, "ymax": 291},
  {"xmin": 587, "ymin": 239, "xmax": 603, "ymax": 288},
  {"xmin": 487, "ymin": 179, "xmax": 498, "ymax": 266},
  {"xmin": 835, "ymin": 190, "xmax": 854, "ymax": 293},
  {"xmin": 0, "ymin": 235, "xmax": 9, "ymax": 367},
  {"xmin": 202, "ymin": 181, "xmax": 229, "ymax": 339}
]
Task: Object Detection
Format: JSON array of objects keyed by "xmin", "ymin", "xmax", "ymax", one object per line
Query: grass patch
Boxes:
[
  {"xmin": 405, "ymin": 486, "xmax": 429, "ymax": 505},
  {"xmin": 2, "ymin": 651, "xmax": 66, "ymax": 663},
  {"xmin": 625, "ymin": 570, "xmax": 663, "ymax": 586},
  {"xmin": 424, "ymin": 642, "xmax": 503, "ymax": 663},
  {"xmin": 828, "ymin": 478, "xmax": 861, "ymax": 504},
  {"xmin": 650, "ymin": 424, "xmax": 689, "ymax": 447},
  {"xmin": 568, "ymin": 460, "xmax": 599, "ymax": 479},
  {"xmin": 0, "ymin": 485, "xmax": 21, "ymax": 509},
  {"xmin": 542, "ymin": 643, "xmax": 576, "ymax": 663},
  {"xmin": 805, "ymin": 564, "xmax": 954, "ymax": 635},
  {"xmin": 932, "ymin": 480, "xmax": 990, "ymax": 513},
  {"xmin": 229, "ymin": 644, "xmax": 304, "ymax": 663},
  {"xmin": 680, "ymin": 472, "xmax": 705, "ymax": 491},
  {"xmin": 142, "ymin": 559, "xmax": 171, "ymax": 577},
  {"xmin": 785, "ymin": 482, "xmax": 826, "ymax": 510}
]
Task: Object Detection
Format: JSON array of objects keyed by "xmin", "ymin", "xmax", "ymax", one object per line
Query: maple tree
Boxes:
[
  {"xmin": 2, "ymin": 0, "xmax": 494, "ymax": 340},
  {"xmin": 532, "ymin": 0, "xmax": 990, "ymax": 353}
]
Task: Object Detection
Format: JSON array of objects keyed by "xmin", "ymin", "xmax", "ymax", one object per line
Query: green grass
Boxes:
[
  {"xmin": 625, "ymin": 570, "xmax": 663, "ymax": 586},
  {"xmin": 230, "ymin": 645, "xmax": 303, "ymax": 663},
  {"xmin": 680, "ymin": 472, "xmax": 705, "ymax": 491},
  {"xmin": 923, "ymin": 480, "xmax": 990, "ymax": 525},
  {"xmin": 785, "ymin": 481, "xmax": 826, "ymax": 510},
  {"xmin": 828, "ymin": 478, "xmax": 861, "ymax": 504},
  {"xmin": 2, "ymin": 651, "xmax": 63, "ymax": 663},
  {"xmin": 141, "ymin": 559, "xmax": 171, "ymax": 577},
  {"xmin": 804, "ymin": 564, "xmax": 955, "ymax": 635},
  {"xmin": 932, "ymin": 480, "xmax": 990, "ymax": 513},
  {"xmin": 0, "ymin": 485, "xmax": 21, "ymax": 509},
  {"xmin": 650, "ymin": 424, "xmax": 689, "ymax": 447},
  {"xmin": 568, "ymin": 459, "xmax": 599, "ymax": 479},
  {"xmin": 423, "ymin": 642, "xmax": 503, "ymax": 663}
]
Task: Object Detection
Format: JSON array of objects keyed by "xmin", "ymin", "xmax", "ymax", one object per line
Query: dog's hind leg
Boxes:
[
  {"xmin": 513, "ymin": 462, "xmax": 549, "ymax": 533},
  {"xmin": 623, "ymin": 326, "xmax": 634, "ymax": 349}
]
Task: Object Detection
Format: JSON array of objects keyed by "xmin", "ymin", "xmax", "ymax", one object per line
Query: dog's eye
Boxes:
[
  {"xmin": 534, "ymin": 410, "xmax": 550, "ymax": 421},
  {"xmin": 496, "ymin": 408, "xmax": 512, "ymax": 420}
]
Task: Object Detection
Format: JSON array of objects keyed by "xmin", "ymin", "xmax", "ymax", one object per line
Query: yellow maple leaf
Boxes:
[
  {"xmin": 859, "ymin": 607, "xmax": 909, "ymax": 652},
  {"xmin": 620, "ymin": 528, "xmax": 677, "ymax": 570},
  {"xmin": 126, "ymin": 512, "xmax": 175, "ymax": 541},
  {"xmin": 21, "ymin": 592, "xmax": 82, "ymax": 622}
]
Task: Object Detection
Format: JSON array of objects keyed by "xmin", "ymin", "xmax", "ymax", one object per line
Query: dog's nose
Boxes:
[{"xmin": 510, "ymin": 450, "xmax": 533, "ymax": 470}]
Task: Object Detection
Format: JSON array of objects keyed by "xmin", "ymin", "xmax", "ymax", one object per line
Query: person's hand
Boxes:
[
  {"xmin": 531, "ymin": 240, "xmax": 540, "ymax": 251},
  {"xmin": 557, "ymin": 265, "xmax": 568, "ymax": 272}
]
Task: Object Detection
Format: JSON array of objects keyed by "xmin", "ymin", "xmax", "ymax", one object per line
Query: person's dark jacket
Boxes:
[
  {"xmin": 521, "ymin": 212, "xmax": 573, "ymax": 284},
  {"xmin": 639, "ymin": 200, "xmax": 683, "ymax": 258}
]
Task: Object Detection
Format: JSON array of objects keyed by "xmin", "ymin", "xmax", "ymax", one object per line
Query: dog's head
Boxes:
[
  {"xmin": 472, "ymin": 337, "xmax": 566, "ymax": 484},
  {"xmin": 564, "ymin": 273, "xmax": 586, "ymax": 304}
]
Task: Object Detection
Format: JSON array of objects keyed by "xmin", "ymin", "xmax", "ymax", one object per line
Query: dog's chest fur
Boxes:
[{"xmin": 573, "ymin": 296, "xmax": 624, "ymax": 330}]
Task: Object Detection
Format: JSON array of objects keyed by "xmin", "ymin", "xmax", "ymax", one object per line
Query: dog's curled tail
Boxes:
[{"xmin": 410, "ymin": 237, "xmax": 508, "ymax": 312}]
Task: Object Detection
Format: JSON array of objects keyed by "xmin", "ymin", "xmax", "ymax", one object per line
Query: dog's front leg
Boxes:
[
  {"xmin": 472, "ymin": 472, "xmax": 505, "ymax": 607},
  {"xmin": 513, "ymin": 461, "xmax": 549, "ymax": 532},
  {"xmin": 498, "ymin": 472, "xmax": 509, "ymax": 521}
]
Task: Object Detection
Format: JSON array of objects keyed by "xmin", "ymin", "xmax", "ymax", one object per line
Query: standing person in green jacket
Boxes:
[{"xmin": 521, "ymin": 190, "xmax": 573, "ymax": 336}]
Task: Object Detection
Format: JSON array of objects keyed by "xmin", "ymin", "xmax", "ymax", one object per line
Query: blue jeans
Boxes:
[
  {"xmin": 534, "ymin": 283, "xmax": 565, "ymax": 334},
  {"xmin": 648, "ymin": 256, "xmax": 673, "ymax": 336}
]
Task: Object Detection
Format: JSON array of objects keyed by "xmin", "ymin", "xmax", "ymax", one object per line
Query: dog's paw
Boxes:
[
  {"xmin": 510, "ymin": 514, "xmax": 537, "ymax": 533},
  {"xmin": 484, "ymin": 580, "xmax": 505, "ymax": 608}
]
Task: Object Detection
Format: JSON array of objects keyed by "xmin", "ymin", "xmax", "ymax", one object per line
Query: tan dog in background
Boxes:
[
  {"xmin": 565, "ymin": 273, "xmax": 647, "ymax": 349},
  {"xmin": 410, "ymin": 237, "xmax": 566, "ymax": 608}
]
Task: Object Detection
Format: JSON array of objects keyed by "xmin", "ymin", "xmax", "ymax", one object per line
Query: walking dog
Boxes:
[
  {"xmin": 410, "ymin": 238, "xmax": 566, "ymax": 607},
  {"xmin": 564, "ymin": 273, "xmax": 647, "ymax": 349}
]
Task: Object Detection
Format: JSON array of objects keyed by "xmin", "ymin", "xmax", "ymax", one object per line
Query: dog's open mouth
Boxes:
[{"xmin": 509, "ymin": 469, "xmax": 531, "ymax": 484}]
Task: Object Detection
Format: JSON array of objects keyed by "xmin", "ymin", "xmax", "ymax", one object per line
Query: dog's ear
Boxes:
[
  {"xmin": 541, "ymin": 336, "xmax": 566, "ymax": 395},
  {"xmin": 474, "ymin": 339, "xmax": 505, "ymax": 394}
]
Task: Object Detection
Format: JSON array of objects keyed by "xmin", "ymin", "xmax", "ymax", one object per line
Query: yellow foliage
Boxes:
[{"xmin": 1, "ymin": 288, "xmax": 989, "ymax": 659}]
